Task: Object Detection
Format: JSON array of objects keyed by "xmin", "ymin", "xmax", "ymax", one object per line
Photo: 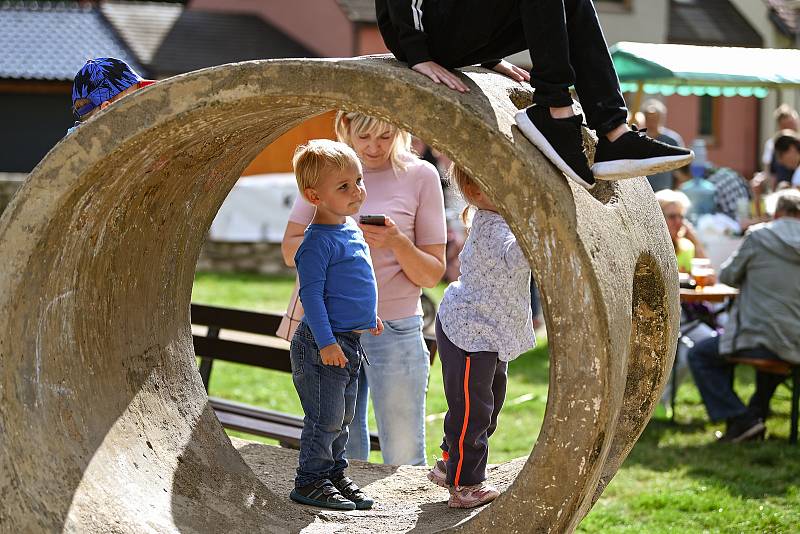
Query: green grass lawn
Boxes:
[{"xmin": 193, "ymin": 271, "xmax": 800, "ymax": 532}]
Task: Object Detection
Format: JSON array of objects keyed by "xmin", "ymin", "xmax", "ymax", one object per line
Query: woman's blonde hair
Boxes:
[
  {"xmin": 449, "ymin": 163, "xmax": 478, "ymax": 225},
  {"xmin": 335, "ymin": 111, "xmax": 412, "ymax": 170}
]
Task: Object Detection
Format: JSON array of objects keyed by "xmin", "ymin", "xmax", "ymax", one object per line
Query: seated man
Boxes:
[{"xmin": 688, "ymin": 190, "xmax": 800, "ymax": 442}]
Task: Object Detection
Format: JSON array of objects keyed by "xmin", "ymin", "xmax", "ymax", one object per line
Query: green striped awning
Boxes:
[{"xmin": 611, "ymin": 41, "xmax": 800, "ymax": 98}]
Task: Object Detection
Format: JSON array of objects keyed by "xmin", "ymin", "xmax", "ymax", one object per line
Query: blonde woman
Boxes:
[
  {"xmin": 282, "ymin": 111, "xmax": 447, "ymax": 466},
  {"xmin": 655, "ymin": 189, "xmax": 714, "ymax": 413},
  {"xmin": 655, "ymin": 189, "xmax": 708, "ymax": 272}
]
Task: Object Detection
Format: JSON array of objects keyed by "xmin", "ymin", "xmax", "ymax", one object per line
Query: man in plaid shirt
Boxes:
[{"xmin": 707, "ymin": 166, "xmax": 750, "ymax": 224}]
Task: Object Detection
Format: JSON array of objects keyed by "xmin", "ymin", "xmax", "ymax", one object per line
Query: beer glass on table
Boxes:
[{"xmin": 691, "ymin": 258, "xmax": 715, "ymax": 290}]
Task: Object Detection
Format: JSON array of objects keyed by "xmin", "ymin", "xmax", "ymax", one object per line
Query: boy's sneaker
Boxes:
[
  {"xmin": 289, "ymin": 478, "xmax": 356, "ymax": 510},
  {"xmin": 514, "ymin": 105, "xmax": 596, "ymax": 190},
  {"xmin": 330, "ymin": 474, "xmax": 374, "ymax": 510},
  {"xmin": 592, "ymin": 125, "xmax": 694, "ymax": 180},
  {"xmin": 427, "ymin": 459, "xmax": 449, "ymax": 488},
  {"xmin": 448, "ymin": 482, "xmax": 501, "ymax": 509}
]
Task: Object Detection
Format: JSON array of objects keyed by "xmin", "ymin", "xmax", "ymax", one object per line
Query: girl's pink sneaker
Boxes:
[
  {"xmin": 448, "ymin": 482, "xmax": 500, "ymax": 509},
  {"xmin": 426, "ymin": 459, "xmax": 448, "ymax": 488}
]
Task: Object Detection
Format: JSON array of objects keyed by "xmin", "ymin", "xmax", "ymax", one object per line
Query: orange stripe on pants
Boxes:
[{"xmin": 454, "ymin": 355, "xmax": 471, "ymax": 487}]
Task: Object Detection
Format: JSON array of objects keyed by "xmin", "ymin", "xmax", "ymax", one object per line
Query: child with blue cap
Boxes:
[{"xmin": 69, "ymin": 57, "xmax": 155, "ymax": 132}]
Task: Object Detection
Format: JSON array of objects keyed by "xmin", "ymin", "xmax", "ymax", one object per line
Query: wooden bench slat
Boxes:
[
  {"xmin": 210, "ymin": 397, "xmax": 304, "ymax": 429},
  {"xmin": 191, "ymin": 303, "xmax": 283, "ymax": 336},
  {"xmin": 209, "ymin": 397, "xmax": 382, "ymax": 450},
  {"xmin": 194, "ymin": 336, "xmax": 292, "ymax": 373},
  {"xmin": 214, "ymin": 410, "xmax": 303, "ymax": 448},
  {"xmin": 727, "ymin": 357, "xmax": 792, "ymax": 376}
]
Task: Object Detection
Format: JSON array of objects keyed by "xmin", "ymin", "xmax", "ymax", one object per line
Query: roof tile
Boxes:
[
  {"xmin": 0, "ymin": 1, "xmax": 144, "ymax": 81},
  {"xmin": 101, "ymin": 1, "xmax": 316, "ymax": 77}
]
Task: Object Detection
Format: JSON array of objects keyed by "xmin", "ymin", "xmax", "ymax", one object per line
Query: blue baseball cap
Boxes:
[{"xmin": 71, "ymin": 57, "xmax": 154, "ymax": 118}]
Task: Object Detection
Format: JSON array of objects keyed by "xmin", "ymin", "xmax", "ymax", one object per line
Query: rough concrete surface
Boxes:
[
  {"xmin": 0, "ymin": 57, "xmax": 679, "ymax": 533},
  {"xmin": 233, "ymin": 437, "xmax": 527, "ymax": 533}
]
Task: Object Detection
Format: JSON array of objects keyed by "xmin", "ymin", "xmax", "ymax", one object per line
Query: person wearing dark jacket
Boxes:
[
  {"xmin": 689, "ymin": 189, "xmax": 800, "ymax": 442},
  {"xmin": 375, "ymin": 0, "xmax": 693, "ymax": 190}
]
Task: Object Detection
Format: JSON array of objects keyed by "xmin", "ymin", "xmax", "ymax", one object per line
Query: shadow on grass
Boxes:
[{"xmin": 625, "ymin": 416, "xmax": 800, "ymax": 500}]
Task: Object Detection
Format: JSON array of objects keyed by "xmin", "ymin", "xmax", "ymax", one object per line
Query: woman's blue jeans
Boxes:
[{"xmin": 347, "ymin": 315, "xmax": 430, "ymax": 466}]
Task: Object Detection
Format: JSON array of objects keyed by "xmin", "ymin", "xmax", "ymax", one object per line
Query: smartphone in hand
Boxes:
[{"xmin": 359, "ymin": 214, "xmax": 387, "ymax": 226}]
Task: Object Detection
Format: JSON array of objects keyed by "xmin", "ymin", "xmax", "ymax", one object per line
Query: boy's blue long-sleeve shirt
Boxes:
[{"xmin": 295, "ymin": 219, "xmax": 378, "ymax": 348}]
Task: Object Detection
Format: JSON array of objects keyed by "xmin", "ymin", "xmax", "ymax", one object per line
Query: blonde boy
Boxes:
[{"xmin": 288, "ymin": 140, "xmax": 383, "ymax": 510}]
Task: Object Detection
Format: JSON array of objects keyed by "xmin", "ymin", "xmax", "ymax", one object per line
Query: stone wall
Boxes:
[
  {"xmin": 196, "ymin": 239, "xmax": 294, "ymax": 275},
  {"xmin": 0, "ymin": 173, "xmax": 26, "ymax": 216}
]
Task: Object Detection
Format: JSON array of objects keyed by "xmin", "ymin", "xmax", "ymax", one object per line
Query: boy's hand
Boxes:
[
  {"xmin": 411, "ymin": 61, "xmax": 470, "ymax": 93},
  {"xmin": 492, "ymin": 60, "xmax": 530, "ymax": 83},
  {"xmin": 370, "ymin": 317, "xmax": 384, "ymax": 336},
  {"xmin": 320, "ymin": 343, "xmax": 348, "ymax": 368}
]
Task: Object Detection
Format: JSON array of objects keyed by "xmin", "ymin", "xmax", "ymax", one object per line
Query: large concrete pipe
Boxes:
[{"xmin": 0, "ymin": 58, "xmax": 678, "ymax": 533}]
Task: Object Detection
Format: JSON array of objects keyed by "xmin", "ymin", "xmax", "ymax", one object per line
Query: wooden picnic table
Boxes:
[{"xmin": 679, "ymin": 283, "xmax": 739, "ymax": 303}]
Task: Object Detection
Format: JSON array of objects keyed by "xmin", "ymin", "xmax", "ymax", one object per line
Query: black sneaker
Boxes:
[
  {"xmin": 715, "ymin": 415, "xmax": 765, "ymax": 443},
  {"xmin": 290, "ymin": 478, "xmax": 356, "ymax": 510},
  {"xmin": 514, "ymin": 105, "xmax": 595, "ymax": 189},
  {"xmin": 593, "ymin": 125, "xmax": 694, "ymax": 180},
  {"xmin": 330, "ymin": 474, "xmax": 374, "ymax": 510}
]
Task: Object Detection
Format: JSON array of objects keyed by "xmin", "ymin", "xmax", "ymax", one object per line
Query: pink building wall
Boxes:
[
  {"xmin": 189, "ymin": 0, "xmax": 354, "ymax": 56},
  {"xmin": 663, "ymin": 95, "xmax": 760, "ymax": 178}
]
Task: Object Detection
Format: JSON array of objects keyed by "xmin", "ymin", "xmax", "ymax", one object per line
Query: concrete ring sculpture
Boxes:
[{"xmin": 0, "ymin": 57, "xmax": 679, "ymax": 533}]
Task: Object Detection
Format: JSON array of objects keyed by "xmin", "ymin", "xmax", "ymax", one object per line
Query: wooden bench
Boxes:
[{"xmin": 191, "ymin": 303, "xmax": 438, "ymax": 449}]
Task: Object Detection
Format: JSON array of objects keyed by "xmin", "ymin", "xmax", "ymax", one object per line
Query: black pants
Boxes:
[
  {"xmin": 688, "ymin": 336, "xmax": 786, "ymax": 423},
  {"xmin": 413, "ymin": 0, "xmax": 627, "ymax": 135},
  {"xmin": 436, "ymin": 317, "xmax": 508, "ymax": 487}
]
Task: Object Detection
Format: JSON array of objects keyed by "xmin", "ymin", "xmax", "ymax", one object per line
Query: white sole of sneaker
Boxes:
[
  {"xmin": 592, "ymin": 152, "xmax": 694, "ymax": 181},
  {"xmin": 514, "ymin": 110, "xmax": 595, "ymax": 190}
]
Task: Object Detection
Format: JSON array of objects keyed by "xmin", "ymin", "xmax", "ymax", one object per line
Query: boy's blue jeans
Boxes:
[{"xmin": 290, "ymin": 321, "xmax": 364, "ymax": 488}]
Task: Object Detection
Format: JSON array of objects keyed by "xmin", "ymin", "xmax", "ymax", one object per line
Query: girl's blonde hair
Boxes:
[
  {"xmin": 335, "ymin": 111, "xmax": 413, "ymax": 170},
  {"xmin": 449, "ymin": 163, "xmax": 478, "ymax": 225}
]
